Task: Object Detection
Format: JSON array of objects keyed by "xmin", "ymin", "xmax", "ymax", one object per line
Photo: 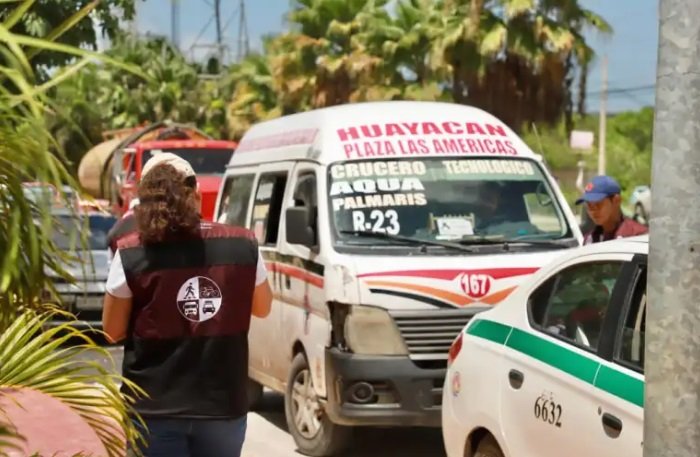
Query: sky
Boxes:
[{"xmin": 131, "ymin": 0, "xmax": 659, "ymax": 113}]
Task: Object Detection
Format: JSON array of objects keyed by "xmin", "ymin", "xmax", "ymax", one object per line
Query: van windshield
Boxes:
[{"xmin": 328, "ymin": 158, "xmax": 571, "ymax": 246}]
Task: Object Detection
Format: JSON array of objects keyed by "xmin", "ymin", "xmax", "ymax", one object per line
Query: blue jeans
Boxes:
[{"xmin": 134, "ymin": 416, "xmax": 247, "ymax": 457}]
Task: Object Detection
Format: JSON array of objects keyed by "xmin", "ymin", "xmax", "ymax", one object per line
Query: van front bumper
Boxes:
[{"xmin": 322, "ymin": 348, "xmax": 444, "ymax": 427}]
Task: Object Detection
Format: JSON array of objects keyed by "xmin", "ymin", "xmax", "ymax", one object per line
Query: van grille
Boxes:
[{"xmin": 391, "ymin": 309, "xmax": 481, "ymax": 360}]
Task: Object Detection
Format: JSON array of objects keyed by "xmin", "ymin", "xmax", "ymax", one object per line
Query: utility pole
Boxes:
[
  {"xmin": 236, "ymin": 0, "xmax": 250, "ymax": 62},
  {"xmin": 645, "ymin": 0, "xmax": 700, "ymax": 456},
  {"xmin": 214, "ymin": 0, "xmax": 223, "ymax": 66},
  {"xmin": 597, "ymin": 55, "xmax": 607, "ymax": 176},
  {"xmin": 171, "ymin": 0, "xmax": 180, "ymax": 50}
]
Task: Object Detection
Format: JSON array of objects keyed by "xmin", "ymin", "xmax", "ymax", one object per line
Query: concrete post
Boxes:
[{"xmin": 645, "ymin": 0, "xmax": 700, "ymax": 455}]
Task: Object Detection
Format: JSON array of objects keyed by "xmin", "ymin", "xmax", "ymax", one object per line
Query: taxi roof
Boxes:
[
  {"xmin": 558, "ymin": 235, "xmax": 649, "ymax": 261},
  {"xmin": 228, "ymin": 101, "xmax": 540, "ymax": 168}
]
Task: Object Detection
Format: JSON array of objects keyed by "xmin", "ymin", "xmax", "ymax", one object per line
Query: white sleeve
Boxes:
[
  {"xmin": 106, "ymin": 250, "xmax": 133, "ymax": 298},
  {"xmin": 256, "ymin": 250, "xmax": 268, "ymax": 286}
]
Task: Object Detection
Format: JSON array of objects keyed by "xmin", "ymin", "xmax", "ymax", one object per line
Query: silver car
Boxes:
[
  {"xmin": 46, "ymin": 209, "xmax": 116, "ymax": 331},
  {"xmin": 630, "ymin": 185, "xmax": 651, "ymax": 225}
]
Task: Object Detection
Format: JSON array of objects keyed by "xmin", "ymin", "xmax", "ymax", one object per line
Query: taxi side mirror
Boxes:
[{"xmin": 286, "ymin": 206, "xmax": 316, "ymax": 247}]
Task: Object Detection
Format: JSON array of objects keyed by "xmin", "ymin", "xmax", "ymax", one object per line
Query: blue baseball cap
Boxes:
[{"xmin": 576, "ymin": 175, "xmax": 621, "ymax": 205}]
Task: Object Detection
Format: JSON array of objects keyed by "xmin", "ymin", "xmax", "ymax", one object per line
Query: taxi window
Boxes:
[
  {"xmin": 528, "ymin": 261, "xmax": 623, "ymax": 351},
  {"xmin": 616, "ymin": 265, "xmax": 646, "ymax": 372}
]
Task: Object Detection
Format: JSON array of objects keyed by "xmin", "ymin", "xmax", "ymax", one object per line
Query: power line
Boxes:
[
  {"xmin": 222, "ymin": 3, "xmax": 241, "ymax": 35},
  {"xmin": 189, "ymin": 13, "xmax": 216, "ymax": 53},
  {"xmin": 588, "ymin": 84, "xmax": 656, "ymax": 97}
]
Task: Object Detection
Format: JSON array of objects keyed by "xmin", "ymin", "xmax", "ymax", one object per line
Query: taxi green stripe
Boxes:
[
  {"xmin": 595, "ymin": 364, "xmax": 644, "ymax": 407},
  {"xmin": 466, "ymin": 319, "xmax": 512, "ymax": 344},
  {"xmin": 505, "ymin": 328, "xmax": 600, "ymax": 384},
  {"xmin": 465, "ymin": 319, "xmax": 644, "ymax": 408}
]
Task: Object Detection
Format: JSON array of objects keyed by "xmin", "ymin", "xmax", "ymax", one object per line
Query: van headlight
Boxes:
[{"xmin": 344, "ymin": 306, "xmax": 408, "ymax": 356}]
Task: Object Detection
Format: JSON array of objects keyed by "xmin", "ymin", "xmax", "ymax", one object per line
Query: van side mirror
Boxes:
[{"xmin": 286, "ymin": 207, "xmax": 316, "ymax": 247}]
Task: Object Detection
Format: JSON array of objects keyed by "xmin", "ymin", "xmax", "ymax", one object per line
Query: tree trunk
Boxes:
[
  {"xmin": 564, "ymin": 52, "xmax": 575, "ymax": 134},
  {"xmin": 577, "ymin": 60, "xmax": 588, "ymax": 116},
  {"xmin": 469, "ymin": 0, "xmax": 484, "ymax": 37},
  {"xmin": 452, "ymin": 58, "xmax": 466, "ymax": 103}
]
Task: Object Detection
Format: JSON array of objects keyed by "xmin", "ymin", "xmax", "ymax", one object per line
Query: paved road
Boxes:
[{"xmin": 81, "ymin": 346, "xmax": 447, "ymax": 457}]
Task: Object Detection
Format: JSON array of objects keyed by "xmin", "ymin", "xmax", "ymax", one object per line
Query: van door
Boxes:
[
  {"xmin": 249, "ymin": 163, "xmax": 292, "ymax": 386},
  {"xmin": 217, "ymin": 169, "xmax": 275, "ymax": 383},
  {"xmin": 277, "ymin": 164, "xmax": 328, "ymax": 396}
]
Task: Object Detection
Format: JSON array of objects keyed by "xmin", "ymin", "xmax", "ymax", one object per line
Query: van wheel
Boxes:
[
  {"xmin": 285, "ymin": 353, "xmax": 351, "ymax": 456},
  {"xmin": 474, "ymin": 435, "xmax": 504, "ymax": 457},
  {"xmin": 247, "ymin": 378, "xmax": 263, "ymax": 410}
]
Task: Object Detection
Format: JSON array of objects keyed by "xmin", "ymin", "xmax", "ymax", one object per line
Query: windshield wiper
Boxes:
[
  {"xmin": 457, "ymin": 235, "xmax": 573, "ymax": 250},
  {"xmin": 339, "ymin": 230, "xmax": 475, "ymax": 253}
]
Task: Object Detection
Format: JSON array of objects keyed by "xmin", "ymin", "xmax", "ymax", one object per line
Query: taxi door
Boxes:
[
  {"xmin": 589, "ymin": 256, "xmax": 646, "ymax": 457},
  {"xmin": 500, "ymin": 254, "xmax": 633, "ymax": 457}
]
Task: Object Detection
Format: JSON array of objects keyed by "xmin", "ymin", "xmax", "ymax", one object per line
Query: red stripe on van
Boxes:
[{"xmin": 266, "ymin": 262, "xmax": 324, "ymax": 288}]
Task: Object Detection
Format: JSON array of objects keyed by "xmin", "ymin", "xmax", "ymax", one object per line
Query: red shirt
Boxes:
[{"xmin": 584, "ymin": 217, "xmax": 648, "ymax": 245}]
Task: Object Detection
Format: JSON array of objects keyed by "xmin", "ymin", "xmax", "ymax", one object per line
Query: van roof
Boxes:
[{"xmin": 228, "ymin": 101, "xmax": 539, "ymax": 168}]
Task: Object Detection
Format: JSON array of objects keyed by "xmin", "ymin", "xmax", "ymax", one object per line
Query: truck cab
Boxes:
[{"xmin": 117, "ymin": 139, "xmax": 236, "ymax": 221}]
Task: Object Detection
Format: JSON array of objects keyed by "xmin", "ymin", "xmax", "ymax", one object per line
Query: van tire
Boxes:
[
  {"xmin": 474, "ymin": 435, "xmax": 504, "ymax": 457},
  {"xmin": 247, "ymin": 378, "xmax": 264, "ymax": 411},
  {"xmin": 285, "ymin": 353, "xmax": 351, "ymax": 456}
]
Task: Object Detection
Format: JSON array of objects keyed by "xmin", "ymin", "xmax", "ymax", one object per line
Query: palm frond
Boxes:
[{"xmin": 0, "ymin": 312, "xmax": 147, "ymax": 456}]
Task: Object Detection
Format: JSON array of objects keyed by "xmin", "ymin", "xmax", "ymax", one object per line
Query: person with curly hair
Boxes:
[{"xmin": 102, "ymin": 152, "xmax": 272, "ymax": 457}]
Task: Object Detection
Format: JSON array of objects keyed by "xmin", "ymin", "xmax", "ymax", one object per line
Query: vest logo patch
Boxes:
[{"xmin": 176, "ymin": 276, "xmax": 223, "ymax": 322}]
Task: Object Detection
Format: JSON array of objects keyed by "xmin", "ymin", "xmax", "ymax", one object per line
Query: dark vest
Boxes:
[
  {"xmin": 584, "ymin": 216, "xmax": 648, "ymax": 245},
  {"xmin": 117, "ymin": 222, "xmax": 258, "ymax": 419}
]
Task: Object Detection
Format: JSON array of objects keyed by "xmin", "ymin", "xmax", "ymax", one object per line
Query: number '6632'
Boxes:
[{"xmin": 533, "ymin": 395, "xmax": 562, "ymax": 428}]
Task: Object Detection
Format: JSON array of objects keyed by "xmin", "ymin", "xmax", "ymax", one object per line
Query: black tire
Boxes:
[
  {"xmin": 284, "ymin": 353, "xmax": 351, "ymax": 456},
  {"xmin": 247, "ymin": 378, "xmax": 264, "ymax": 411},
  {"xmin": 474, "ymin": 435, "xmax": 504, "ymax": 457}
]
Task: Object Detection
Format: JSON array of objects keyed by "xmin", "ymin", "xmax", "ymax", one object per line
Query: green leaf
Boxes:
[
  {"xmin": 2, "ymin": 0, "xmax": 33, "ymax": 29},
  {"xmin": 504, "ymin": 0, "xmax": 534, "ymax": 18},
  {"xmin": 480, "ymin": 23, "xmax": 507, "ymax": 55}
]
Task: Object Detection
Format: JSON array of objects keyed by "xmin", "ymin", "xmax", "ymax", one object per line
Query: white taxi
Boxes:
[{"xmin": 442, "ymin": 236, "xmax": 647, "ymax": 457}]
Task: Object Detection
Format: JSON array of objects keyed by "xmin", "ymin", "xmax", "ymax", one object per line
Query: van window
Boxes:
[
  {"xmin": 293, "ymin": 172, "xmax": 317, "ymax": 208},
  {"xmin": 291, "ymin": 171, "xmax": 319, "ymax": 245},
  {"xmin": 327, "ymin": 158, "xmax": 571, "ymax": 248},
  {"xmin": 218, "ymin": 174, "xmax": 255, "ymax": 226},
  {"xmin": 528, "ymin": 261, "xmax": 623, "ymax": 351},
  {"xmin": 617, "ymin": 266, "xmax": 646, "ymax": 372},
  {"xmin": 252, "ymin": 172, "xmax": 288, "ymax": 245}
]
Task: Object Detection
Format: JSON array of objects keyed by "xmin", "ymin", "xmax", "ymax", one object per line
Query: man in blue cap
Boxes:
[{"xmin": 576, "ymin": 175, "xmax": 648, "ymax": 245}]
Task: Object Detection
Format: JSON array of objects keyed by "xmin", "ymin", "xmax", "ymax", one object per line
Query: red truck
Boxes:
[
  {"xmin": 78, "ymin": 122, "xmax": 237, "ymax": 222},
  {"xmin": 117, "ymin": 139, "xmax": 236, "ymax": 221}
]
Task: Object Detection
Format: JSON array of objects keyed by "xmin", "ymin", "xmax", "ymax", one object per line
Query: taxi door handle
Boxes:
[
  {"xmin": 508, "ymin": 369, "xmax": 524, "ymax": 389},
  {"xmin": 602, "ymin": 413, "xmax": 623, "ymax": 438}
]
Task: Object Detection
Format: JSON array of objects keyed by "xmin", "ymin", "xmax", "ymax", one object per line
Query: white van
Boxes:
[{"xmin": 214, "ymin": 101, "xmax": 583, "ymax": 456}]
